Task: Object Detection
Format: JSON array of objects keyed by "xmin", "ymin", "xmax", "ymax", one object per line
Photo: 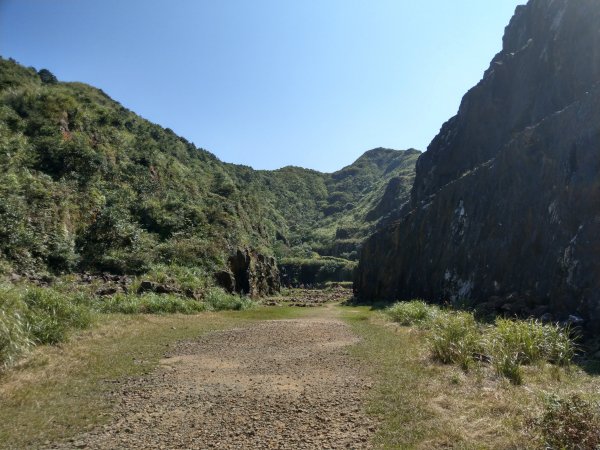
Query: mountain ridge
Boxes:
[{"xmin": 0, "ymin": 56, "xmax": 419, "ymax": 285}]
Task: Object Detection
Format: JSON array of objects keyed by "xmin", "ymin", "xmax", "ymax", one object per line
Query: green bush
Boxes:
[
  {"xmin": 533, "ymin": 394, "xmax": 600, "ymax": 449},
  {"xmin": 429, "ymin": 311, "xmax": 482, "ymax": 371},
  {"xmin": 385, "ymin": 300, "xmax": 439, "ymax": 326}
]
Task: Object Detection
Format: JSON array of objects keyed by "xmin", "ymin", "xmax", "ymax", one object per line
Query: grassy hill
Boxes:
[{"xmin": 0, "ymin": 56, "xmax": 418, "ymax": 280}]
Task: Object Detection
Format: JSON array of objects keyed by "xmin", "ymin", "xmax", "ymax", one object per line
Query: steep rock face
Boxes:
[
  {"xmin": 216, "ymin": 249, "xmax": 280, "ymax": 297},
  {"xmin": 356, "ymin": 0, "xmax": 600, "ymax": 327}
]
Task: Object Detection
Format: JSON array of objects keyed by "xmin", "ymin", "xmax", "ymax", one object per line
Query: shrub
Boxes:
[
  {"xmin": 385, "ymin": 300, "xmax": 439, "ymax": 326},
  {"xmin": 38, "ymin": 68, "xmax": 58, "ymax": 84},
  {"xmin": 533, "ymin": 394, "xmax": 600, "ymax": 449},
  {"xmin": 429, "ymin": 311, "xmax": 481, "ymax": 371}
]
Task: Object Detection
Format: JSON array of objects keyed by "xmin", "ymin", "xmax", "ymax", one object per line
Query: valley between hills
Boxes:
[{"xmin": 3, "ymin": 0, "xmax": 600, "ymax": 448}]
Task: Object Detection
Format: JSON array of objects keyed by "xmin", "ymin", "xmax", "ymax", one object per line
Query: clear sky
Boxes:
[{"xmin": 0, "ymin": 0, "xmax": 524, "ymax": 172}]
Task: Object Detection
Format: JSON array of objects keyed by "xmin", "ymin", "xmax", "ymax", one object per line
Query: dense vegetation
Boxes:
[{"xmin": 0, "ymin": 57, "xmax": 418, "ymax": 280}]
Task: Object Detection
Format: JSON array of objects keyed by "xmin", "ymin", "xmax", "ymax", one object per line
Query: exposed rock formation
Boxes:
[
  {"xmin": 356, "ymin": 0, "xmax": 600, "ymax": 328},
  {"xmin": 215, "ymin": 249, "xmax": 280, "ymax": 297}
]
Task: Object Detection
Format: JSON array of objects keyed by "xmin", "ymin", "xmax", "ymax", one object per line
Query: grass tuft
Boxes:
[
  {"xmin": 485, "ymin": 319, "xmax": 575, "ymax": 384},
  {"xmin": 204, "ymin": 288, "xmax": 256, "ymax": 311},
  {"xmin": 384, "ymin": 300, "xmax": 439, "ymax": 326},
  {"xmin": 0, "ymin": 297, "xmax": 33, "ymax": 369},
  {"xmin": 428, "ymin": 311, "xmax": 481, "ymax": 371}
]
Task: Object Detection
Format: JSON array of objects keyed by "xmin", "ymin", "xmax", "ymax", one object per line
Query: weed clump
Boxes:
[
  {"xmin": 204, "ymin": 288, "xmax": 256, "ymax": 311},
  {"xmin": 532, "ymin": 394, "xmax": 600, "ymax": 449}
]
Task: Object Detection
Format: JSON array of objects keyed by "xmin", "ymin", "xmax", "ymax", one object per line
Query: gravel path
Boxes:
[{"xmin": 55, "ymin": 309, "xmax": 376, "ymax": 449}]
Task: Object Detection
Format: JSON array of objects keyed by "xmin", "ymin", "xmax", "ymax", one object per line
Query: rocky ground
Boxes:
[
  {"xmin": 264, "ymin": 287, "xmax": 352, "ymax": 307},
  {"xmin": 51, "ymin": 305, "xmax": 376, "ymax": 449}
]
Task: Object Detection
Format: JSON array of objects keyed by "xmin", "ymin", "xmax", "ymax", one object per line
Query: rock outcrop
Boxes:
[
  {"xmin": 356, "ymin": 0, "xmax": 600, "ymax": 329},
  {"xmin": 215, "ymin": 249, "xmax": 280, "ymax": 297}
]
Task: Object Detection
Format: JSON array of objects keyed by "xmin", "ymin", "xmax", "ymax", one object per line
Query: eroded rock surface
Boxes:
[{"xmin": 216, "ymin": 249, "xmax": 280, "ymax": 297}]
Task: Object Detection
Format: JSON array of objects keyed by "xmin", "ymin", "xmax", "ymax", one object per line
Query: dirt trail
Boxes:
[{"xmin": 55, "ymin": 306, "xmax": 376, "ymax": 449}]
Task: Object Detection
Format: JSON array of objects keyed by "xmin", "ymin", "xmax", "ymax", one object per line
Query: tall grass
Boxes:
[
  {"xmin": 0, "ymin": 285, "xmax": 94, "ymax": 368},
  {"xmin": 94, "ymin": 288, "xmax": 256, "ymax": 314},
  {"xmin": 429, "ymin": 311, "xmax": 481, "ymax": 371},
  {"xmin": 135, "ymin": 264, "xmax": 211, "ymax": 293},
  {"xmin": 22, "ymin": 288, "xmax": 94, "ymax": 344},
  {"xmin": 383, "ymin": 301, "xmax": 576, "ymax": 383},
  {"xmin": 384, "ymin": 300, "xmax": 439, "ymax": 326},
  {"xmin": 0, "ymin": 279, "xmax": 256, "ymax": 370},
  {"xmin": 485, "ymin": 319, "xmax": 575, "ymax": 384},
  {"xmin": 204, "ymin": 288, "xmax": 256, "ymax": 311},
  {"xmin": 0, "ymin": 297, "xmax": 33, "ymax": 369},
  {"xmin": 95, "ymin": 293, "xmax": 207, "ymax": 314}
]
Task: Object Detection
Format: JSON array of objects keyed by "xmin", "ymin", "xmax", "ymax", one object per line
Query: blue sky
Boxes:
[{"xmin": 0, "ymin": 0, "xmax": 524, "ymax": 172}]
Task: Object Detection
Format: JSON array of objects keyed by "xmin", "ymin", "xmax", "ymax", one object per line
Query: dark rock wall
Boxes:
[
  {"xmin": 356, "ymin": 0, "xmax": 600, "ymax": 327},
  {"xmin": 216, "ymin": 249, "xmax": 280, "ymax": 297}
]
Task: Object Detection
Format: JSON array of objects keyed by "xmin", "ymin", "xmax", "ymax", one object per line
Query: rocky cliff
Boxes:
[
  {"xmin": 356, "ymin": 0, "xmax": 600, "ymax": 328},
  {"xmin": 215, "ymin": 249, "xmax": 280, "ymax": 297}
]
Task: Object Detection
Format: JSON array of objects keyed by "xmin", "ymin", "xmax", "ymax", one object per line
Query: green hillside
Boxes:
[{"xmin": 0, "ymin": 57, "xmax": 418, "ymax": 280}]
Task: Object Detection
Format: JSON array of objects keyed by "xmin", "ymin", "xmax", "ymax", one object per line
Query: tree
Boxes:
[{"xmin": 38, "ymin": 69, "xmax": 58, "ymax": 84}]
